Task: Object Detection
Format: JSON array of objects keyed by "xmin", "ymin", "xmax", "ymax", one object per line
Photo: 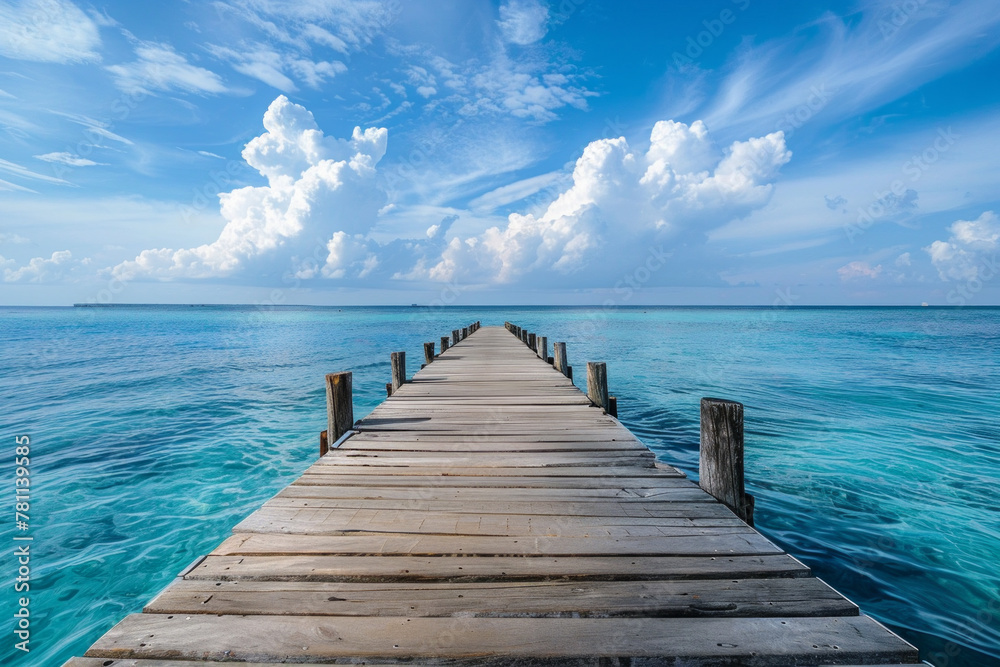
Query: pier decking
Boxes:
[{"xmin": 66, "ymin": 325, "xmax": 920, "ymax": 666}]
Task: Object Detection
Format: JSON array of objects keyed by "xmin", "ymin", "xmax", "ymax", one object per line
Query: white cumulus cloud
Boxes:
[
  {"xmin": 110, "ymin": 108, "xmax": 790, "ymax": 290},
  {"xmin": 925, "ymin": 210, "xmax": 999, "ymax": 281},
  {"xmin": 112, "ymin": 95, "xmax": 388, "ymax": 281},
  {"xmin": 2, "ymin": 250, "xmax": 74, "ymax": 282},
  {"xmin": 424, "ymin": 120, "xmax": 792, "ymax": 283},
  {"xmin": 0, "ymin": 0, "xmax": 101, "ymax": 63},
  {"xmin": 838, "ymin": 260, "xmax": 883, "ymax": 281}
]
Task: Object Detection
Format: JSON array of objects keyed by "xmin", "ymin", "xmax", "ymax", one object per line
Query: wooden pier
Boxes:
[{"xmin": 66, "ymin": 324, "xmax": 921, "ymax": 666}]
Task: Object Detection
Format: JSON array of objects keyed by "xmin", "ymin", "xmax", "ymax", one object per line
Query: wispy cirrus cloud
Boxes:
[
  {"xmin": 701, "ymin": 0, "xmax": 1000, "ymax": 136},
  {"xmin": 107, "ymin": 42, "xmax": 230, "ymax": 95},
  {"xmin": 0, "ymin": 0, "xmax": 101, "ymax": 64},
  {"xmin": 209, "ymin": 0, "xmax": 394, "ymax": 91},
  {"xmin": 34, "ymin": 152, "xmax": 106, "ymax": 167},
  {"xmin": 0, "ymin": 157, "xmax": 73, "ymax": 185}
]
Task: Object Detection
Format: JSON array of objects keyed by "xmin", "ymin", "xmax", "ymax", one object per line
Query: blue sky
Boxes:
[{"xmin": 1, "ymin": 0, "xmax": 999, "ymax": 305}]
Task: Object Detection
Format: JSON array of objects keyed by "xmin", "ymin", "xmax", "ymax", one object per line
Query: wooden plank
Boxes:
[
  {"xmin": 213, "ymin": 531, "xmax": 782, "ymax": 557},
  {"xmin": 316, "ymin": 452, "xmax": 656, "ymax": 467},
  {"xmin": 278, "ymin": 484, "xmax": 716, "ymax": 502},
  {"xmin": 187, "ymin": 553, "xmax": 812, "ymax": 582},
  {"xmin": 292, "ymin": 474, "xmax": 691, "ymax": 488},
  {"xmin": 146, "ymin": 578, "xmax": 858, "ymax": 618},
  {"xmin": 262, "ymin": 497, "xmax": 738, "ymax": 518},
  {"xmin": 232, "ymin": 507, "xmax": 747, "ymax": 537},
  {"xmin": 84, "ymin": 614, "xmax": 919, "ymax": 664}
]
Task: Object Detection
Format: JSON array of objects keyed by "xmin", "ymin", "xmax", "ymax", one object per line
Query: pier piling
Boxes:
[
  {"xmin": 390, "ymin": 351, "xmax": 406, "ymax": 394},
  {"xmin": 700, "ymin": 397, "xmax": 755, "ymax": 527},
  {"xmin": 586, "ymin": 362, "xmax": 610, "ymax": 413},
  {"xmin": 324, "ymin": 372, "xmax": 353, "ymax": 456}
]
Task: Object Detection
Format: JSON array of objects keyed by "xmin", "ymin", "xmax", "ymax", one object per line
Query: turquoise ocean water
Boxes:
[{"xmin": 1, "ymin": 305, "xmax": 998, "ymax": 666}]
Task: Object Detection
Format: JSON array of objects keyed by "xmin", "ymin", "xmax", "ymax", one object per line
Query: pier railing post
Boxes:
[
  {"xmin": 440, "ymin": 336, "xmax": 449, "ymax": 354},
  {"xmin": 390, "ymin": 351, "xmax": 406, "ymax": 394},
  {"xmin": 424, "ymin": 342, "xmax": 435, "ymax": 365},
  {"xmin": 528, "ymin": 332, "xmax": 536, "ymax": 351},
  {"xmin": 553, "ymin": 342, "xmax": 568, "ymax": 377},
  {"xmin": 462, "ymin": 326, "xmax": 469, "ymax": 340},
  {"xmin": 586, "ymin": 362, "xmax": 609, "ymax": 413},
  {"xmin": 699, "ymin": 398, "xmax": 754, "ymax": 526},
  {"xmin": 324, "ymin": 371, "xmax": 353, "ymax": 455},
  {"xmin": 452, "ymin": 329, "xmax": 460, "ymax": 345},
  {"xmin": 538, "ymin": 336, "xmax": 547, "ymax": 360}
]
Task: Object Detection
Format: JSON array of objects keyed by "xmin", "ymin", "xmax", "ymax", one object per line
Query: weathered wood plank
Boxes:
[
  {"xmin": 84, "ymin": 614, "xmax": 919, "ymax": 664},
  {"xmin": 187, "ymin": 553, "xmax": 812, "ymax": 582},
  {"xmin": 263, "ymin": 497, "xmax": 738, "ymax": 518},
  {"xmin": 232, "ymin": 507, "xmax": 748, "ymax": 537},
  {"xmin": 278, "ymin": 484, "xmax": 715, "ymax": 502},
  {"xmin": 213, "ymin": 531, "xmax": 783, "ymax": 557},
  {"xmin": 146, "ymin": 578, "xmax": 858, "ymax": 618}
]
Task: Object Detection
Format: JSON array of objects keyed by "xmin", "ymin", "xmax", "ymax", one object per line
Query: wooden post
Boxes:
[
  {"xmin": 700, "ymin": 398, "xmax": 754, "ymax": 526},
  {"xmin": 586, "ymin": 362, "xmax": 609, "ymax": 412},
  {"xmin": 521, "ymin": 330, "xmax": 528, "ymax": 344},
  {"xmin": 440, "ymin": 336, "xmax": 449, "ymax": 353},
  {"xmin": 538, "ymin": 336, "xmax": 547, "ymax": 360},
  {"xmin": 567, "ymin": 365, "xmax": 573, "ymax": 381},
  {"xmin": 528, "ymin": 333, "xmax": 536, "ymax": 351},
  {"xmin": 385, "ymin": 382, "xmax": 392, "ymax": 396},
  {"xmin": 462, "ymin": 327, "xmax": 469, "ymax": 340},
  {"xmin": 325, "ymin": 372, "xmax": 353, "ymax": 450},
  {"xmin": 608, "ymin": 396, "xmax": 618, "ymax": 418},
  {"xmin": 452, "ymin": 329, "xmax": 460, "ymax": 345},
  {"xmin": 320, "ymin": 430, "xmax": 328, "ymax": 457},
  {"xmin": 553, "ymin": 342, "xmax": 568, "ymax": 377},
  {"xmin": 424, "ymin": 342, "xmax": 435, "ymax": 365},
  {"xmin": 391, "ymin": 351, "xmax": 406, "ymax": 393}
]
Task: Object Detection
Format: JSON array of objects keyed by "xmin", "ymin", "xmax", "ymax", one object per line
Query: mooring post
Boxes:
[
  {"xmin": 528, "ymin": 332, "xmax": 536, "ymax": 352},
  {"xmin": 319, "ymin": 430, "xmax": 328, "ymax": 457},
  {"xmin": 553, "ymin": 342, "xmax": 568, "ymax": 377},
  {"xmin": 538, "ymin": 336, "xmax": 547, "ymax": 360},
  {"xmin": 324, "ymin": 371, "xmax": 353, "ymax": 456},
  {"xmin": 385, "ymin": 382, "xmax": 392, "ymax": 397},
  {"xmin": 586, "ymin": 362, "xmax": 609, "ymax": 413},
  {"xmin": 699, "ymin": 398, "xmax": 754, "ymax": 526},
  {"xmin": 462, "ymin": 326, "xmax": 469, "ymax": 340},
  {"xmin": 440, "ymin": 336, "xmax": 449, "ymax": 354},
  {"xmin": 424, "ymin": 342, "xmax": 435, "ymax": 365},
  {"xmin": 452, "ymin": 329, "xmax": 460, "ymax": 345},
  {"xmin": 390, "ymin": 351, "xmax": 406, "ymax": 394},
  {"xmin": 608, "ymin": 396, "xmax": 618, "ymax": 418}
]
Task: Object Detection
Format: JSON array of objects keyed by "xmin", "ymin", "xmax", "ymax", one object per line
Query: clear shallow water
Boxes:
[{"xmin": 1, "ymin": 305, "xmax": 998, "ymax": 666}]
